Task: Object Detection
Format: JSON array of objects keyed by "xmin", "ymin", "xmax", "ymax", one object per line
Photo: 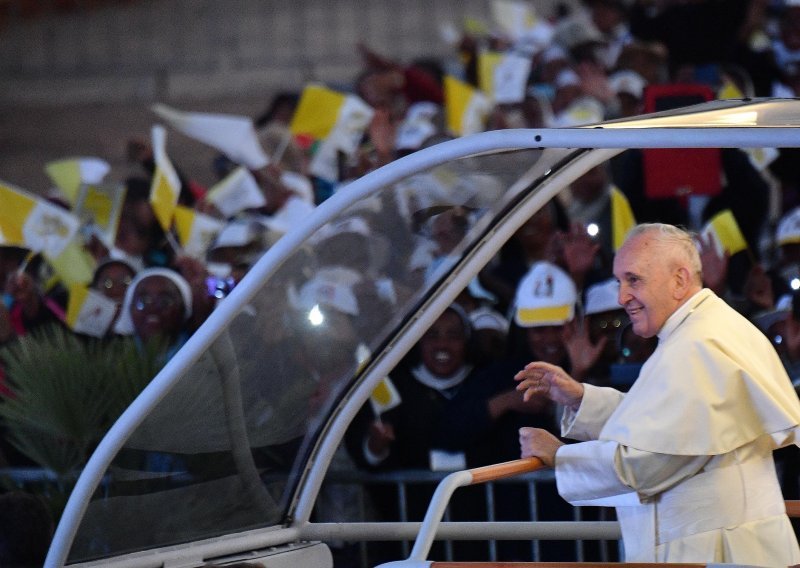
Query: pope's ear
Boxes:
[{"xmin": 672, "ymin": 265, "xmax": 692, "ymax": 299}]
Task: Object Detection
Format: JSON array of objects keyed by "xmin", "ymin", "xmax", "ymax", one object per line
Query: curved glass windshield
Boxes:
[
  {"xmin": 68, "ymin": 145, "xmax": 570, "ymax": 562},
  {"xmin": 64, "ymin": 98, "xmax": 800, "ymax": 563}
]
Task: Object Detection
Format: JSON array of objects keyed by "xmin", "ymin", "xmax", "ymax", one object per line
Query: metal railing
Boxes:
[{"xmin": 318, "ymin": 465, "xmax": 622, "ymax": 567}]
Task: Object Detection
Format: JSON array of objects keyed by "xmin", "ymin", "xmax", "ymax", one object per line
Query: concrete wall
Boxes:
[{"xmin": 0, "ymin": 0, "xmax": 572, "ymax": 192}]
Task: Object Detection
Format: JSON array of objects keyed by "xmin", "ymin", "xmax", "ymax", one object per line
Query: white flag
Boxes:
[{"xmin": 206, "ymin": 167, "xmax": 266, "ymax": 218}]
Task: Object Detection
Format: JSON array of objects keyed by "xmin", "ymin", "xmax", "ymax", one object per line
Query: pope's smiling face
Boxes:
[{"xmin": 613, "ymin": 232, "xmax": 682, "ymax": 339}]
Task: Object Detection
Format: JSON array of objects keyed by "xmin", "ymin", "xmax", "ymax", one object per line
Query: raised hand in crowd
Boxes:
[
  {"xmin": 696, "ymin": 231, "xmax": 729, "ymax": 295},
  {"xmin": 172, "ymin": 255, "xmax": 214, "ymax": 332},
  {"xmin": 744, "ymin": 263, "xmax": 775, "ymax": 312},
  {"xmin": 366, "ymin": 419, "xmax": 396, "ymax": 457},
  {"xmin": 562, "ymin": 317, "xmax": 608, "ymax": 383},
  {"xmin": 554, "ymin": 222, "xmax": 601, "ymax": 289}
]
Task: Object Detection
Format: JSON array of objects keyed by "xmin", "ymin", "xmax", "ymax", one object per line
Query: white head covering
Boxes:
[
  {"xmin": 113, "ymin": 268, "xmax": 193, "ymax": 336},
  {"xmin": 585, "ymin": 278, "xmax": 622, "ymax": 315},
  {"xmin": 777, "ymin": 206, "xmax": 800, "ymax": 246},
  {"xmin": 608, "ymin": 70, "xmax": 647, "ymax": 99},
  {"xmin": 289, "ymin": 271, "xmax": 360, "ymax": 317},
  {"xmin": 514, "ymin": 261, "xmax": 577, "ymax": 327}
]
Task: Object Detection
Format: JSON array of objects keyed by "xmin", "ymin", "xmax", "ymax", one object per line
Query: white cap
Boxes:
[
  {"xmin": 777, "ymin": 207, "xmax": 800, "ymax": 246},
  {"xmin": 289, "ymin": 272, "xmax": 359, "ymax": 316},
  {"xmin": 553, "ymin": 16, "xmax": 604, "ymax": 51},
  {"xmin": 310, "ymin": 216, "xmax": 371, "ymax": 245},
  {"xmin": 608, "ymin": 70, "xmax": 647, "ymax": 99},
  {"xmin": 210, "ymin": 219, "xmax": 262, "ymax": 250},
  {"xmin": 585, "ymin": 278, "xmax": 622, "ymax": 315},
  {"xmin": 555, "ymin": 68, "xmax": 581, "ymax": 89},
  {"xmin": 541, "ymin": 45, "xmax": 569, "ymax": 65},
  {"xmin": 514, "ymin": 261, "xmax": 577, "ymax": 327}
]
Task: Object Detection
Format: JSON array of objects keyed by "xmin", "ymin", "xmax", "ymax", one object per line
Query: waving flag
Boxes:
[
  {"xmin": 206, "ymin": 167, "xmax": 266, "ymax": 218},
  {"xmin": 369, "ymin": 376, "xmax": 402, "ymax": 417},
  {"xmin": 444, "ymin": 75, "xmax": 491, "ymax": 136},
  {"xmin": 47, "ymin": 236, "xmax": 97, "ymax": 287},
  {"xmin": 290, "ymin": 84, "xmax": 374, "ymax": 181},
  {"xmin": 0, "ymin": 180, "xmax": 80, "ymax": 258},
  {"xmin": 149, "ymin": 125, "xmax": 181, "ymax": 231},
  {"xmin": 477, "ymin": 50, "xmax": 504, "ymax": 96},
  {"xmin": 152, "ymin": 103, "xmax": 270, "ymax": 170},
  {"xmin": 44, "ymin": 157, "xmax": 111, "ymax": 204},
  {"xmin": 610, "ymin": 186, "xmax": 637, "ymax": 252},
  {"xmin": 66, "ymin": 284, "xmax": 118, "ymax": 338},
  {"xmin": 173, "ymin": 205, "xmax": 225, "ymax": 258},
  {"xmin": 73, "ymin": 181, "xmax": 127, "ymax": 248},
  {"xmin": 702, "ymin": 209, "xmax": 748, "ymax": 257}
]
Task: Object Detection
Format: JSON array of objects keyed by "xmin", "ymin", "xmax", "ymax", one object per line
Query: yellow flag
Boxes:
[
  {"xmin": 444, "ymin": 75, "xmax": 491, "ymax": 137},
  {"xmin": 369, "ymin": 376, "xmax": 402, "ymax": 417},
  {"xmin": 477, "ymin": 50, "xmax": 504, "ymax": 96},
  {"xmin": 718, "ymin": 77, "xmax": 744, "ymax": 100},
  {"xmin": 149, "ymin": 125, "xmax": 181, "ymax": 231},
  {"xmin": 173, "ymin": 205, "xmax": 225, "ymax": 258},
  {"xmin": 610, "ymin": 186, "xmax": 636, "ymax": 252},
  {"xmin": 46, "ymin": 236, "xmax": 97, "ymax": 287},
  {"xmin": 0, "ymin": 182, "xmax": 36, "ymax": 246},
  {"xmin": 290, "ymin": 84, "xmax": 348, "ymax": 140},
  {"xmin": 0, "ymin": 180, "xmax": 80, "ymax": 257},
  {"xmin": 705, "ymin": 209, "xmax": 748, "ymax": 256},
  {"xmin": 44, "ymin": 157, "xmax": 110, "ymax": 204}
]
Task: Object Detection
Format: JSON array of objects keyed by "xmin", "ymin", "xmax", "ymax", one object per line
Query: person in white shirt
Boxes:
[{"xmin": 514, "ymin": 222, "xmax": 800, "ymax": 565}]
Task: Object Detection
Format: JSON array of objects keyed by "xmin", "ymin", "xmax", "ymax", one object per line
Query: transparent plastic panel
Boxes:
[{"xmin": 67, "ymin": 146, "xmax": 565, "ymax": 562}]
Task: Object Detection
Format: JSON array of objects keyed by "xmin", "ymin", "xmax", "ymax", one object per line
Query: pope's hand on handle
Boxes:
[
  {"xmin": 514, "ymin": 361, "xmax": 585, "ymax": 411},
  {"xmin": 518, "ymin": 427, "xmax": 563, "ymax": 467}
]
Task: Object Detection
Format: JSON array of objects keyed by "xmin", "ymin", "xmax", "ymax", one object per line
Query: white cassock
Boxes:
[{"xmin": 554, "ymin": 288, "xmax": 800, "ymax": 566}]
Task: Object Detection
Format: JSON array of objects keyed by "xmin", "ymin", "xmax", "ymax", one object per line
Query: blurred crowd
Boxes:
[{"xmin": 5, "ymin": 0, "xmax": 800, "ymax": 564}]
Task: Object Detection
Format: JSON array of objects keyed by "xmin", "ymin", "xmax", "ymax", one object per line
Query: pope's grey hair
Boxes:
[{"xmin": 624, "ymin": 223, "xmax": 703, "ymax": 285}]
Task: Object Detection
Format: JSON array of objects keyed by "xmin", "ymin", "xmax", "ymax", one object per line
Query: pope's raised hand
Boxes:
[{"xmin": 514, "ymin": 361, "xmax": 584, "ymax": 411}]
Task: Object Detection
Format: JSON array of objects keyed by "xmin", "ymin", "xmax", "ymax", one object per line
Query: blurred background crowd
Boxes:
[{"xmin": 4, "ymin": 0, "xmax": 800, "ymax": 565}]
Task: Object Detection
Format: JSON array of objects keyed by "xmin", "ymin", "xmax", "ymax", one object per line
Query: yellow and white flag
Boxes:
[
  {"xmin": 66, "ymin": 284, "xmax": 118, "ymax": 338},
  {"xmin": 46, "ymin": 235, "xmax": 97, "ymax": 287},
  {"xmin": 149, "ymin": 125, "xmax": 182, "ymax": 231},
  {"xmin": 491, "ymin": 52, "xmax": 533, "ymax": 104},
  {"xmin": 369, "ymin": 376, "xmax": 402, "ymax": 417},
  {"xmin": 610, "ymin": 186, "xmax": 637, "ymax": 252},
  {"xmin": 444, "ymin": 75, "xmax": 491, "ymax": 137},
  {"xmin": 290, "ymin": 84, "xmax": 374, "ymax": 151},
  {"xmin": 702, "ymin": 209, "xmax": 748, "ymax": 257},
  {"xmin": 0, "ymin": 180, "xmax": 80, "ymax": 258},
  {"xmin": 173, "ymin": 205, "xmax": 226, "ymax": 258},
  {"xmin": 152, "ymin": 103, "xmax": 270, "ymax": 170},
  {"xmin": 73, "ymin": 180, "xmax": 127, "ymax": 248},
  {"xmin": 44, "ymin": 157, "xmax": 111, "ymax": 204},
  {"xmin": 477, "ymin": 50, "xmax": 504, "ymax": 97},
  {"xmin": 206, "ymin": 166, "xmax": 266, "ymax": 218},
  {"xmin": 291, "ymin": 84, "xmax": 374, "ymax": 181}
]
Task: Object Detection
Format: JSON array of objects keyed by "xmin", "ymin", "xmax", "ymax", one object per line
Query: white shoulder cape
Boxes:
[{"xmin": 599, "ymin": 289, "xmax": 800, "ymax": 455}]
